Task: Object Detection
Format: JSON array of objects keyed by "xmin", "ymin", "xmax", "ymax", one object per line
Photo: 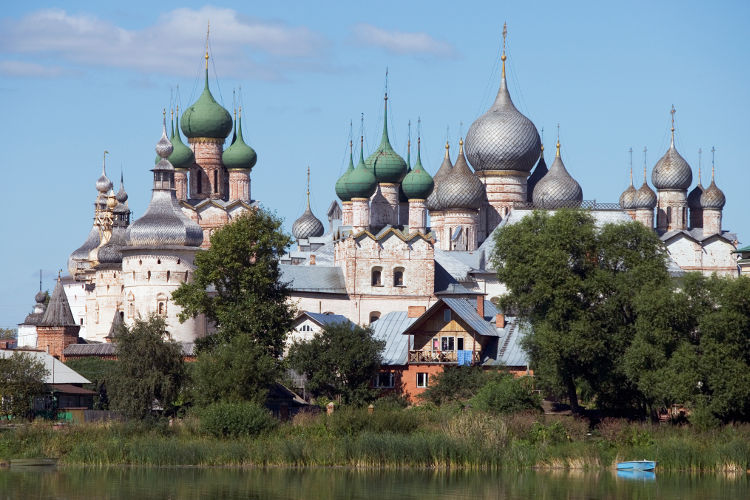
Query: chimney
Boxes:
[
  {"xmin": 309, "ymin": 254, "xmax": 316, "ymax": 265},
  {"xmin": 476, "ymin": 295, "xmax": 484, "ymax": 318},
  {"xmin": 408, "ymin": 305, "xmax": 426, "ymax": 318},
  {"xmin": 496, "ymin": 314, "xmax": 505, "ymax": 329}
]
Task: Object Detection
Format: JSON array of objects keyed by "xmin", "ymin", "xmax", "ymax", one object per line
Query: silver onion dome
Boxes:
[
  {"xmin": 464, "ymin": 50, "xmax": 541, "ymax": 173},
  {"xmin": 652, "ymin": 112, "xmax": 692, "ymax": 190},
  {"xmin": 425, "ymin": 142, "xmax": 453, "ymax": 211},
  {"xmin": 125, "ymin": 116, "xmax": 203, "ymax": 248},
  {"xmin": 700, "ymin": 173, "xmax": 725, "ymax": 210},
  {"xmin": 292, "ymin": 208, "xmax": 325, "ymax": 240},
  {"xmin": 634, "ymin": 178, "xmax": 657, "ymax": 209},
  {"xmin": 687, "ymin": 183, "xmax": 703, "ymax": 209},
  {"xmin": 619, "ymin": 183, "xmax": 637, "ymax": 210},
  {"xmin": 532, "ymin": 141, "xmax": 583, "ymax": 209},
  {"xmin": 436, "ymin": 140, "xmax": 485, "ymax": 210},
  {"xmin": 116, "ymin": 172, "xmax": 129, "ymax": 204},
  {"xmin": 96, "ymin": 154, "xmax": 113, "ymax": 193},
  {"xmin": 35, "ymin": 290, "xmax": 48, "ymax": 304}
]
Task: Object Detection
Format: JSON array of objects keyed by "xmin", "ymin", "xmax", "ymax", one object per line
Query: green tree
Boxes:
[
  {"xmin": 287, "ymin": 322, "xmax": 385, "ymax": 405},
  {"xmin": 419, "ymin": 366, "xmax": 494, "ymax": 405},
  {"xmin": 109, "ymin": 315, "xmax": 185, "ymax": 419},
  {"xmin": 491, "ymin": 209, "xmax": 669, "ymax": 414},
  {"xmin": 470, "ymin": 375, "xmax": 542, "ymax": 414},
  {"xmin": 0, "ymin": 328, "xmax": 17, "ymax": 340},
  {"xmin": 172, "ymin": 209, "xmax": 295, "ymax": 357},
  {"xmin": 189, "ymin": 335, "xmax": 280, "ymax": 407},
  {"xmin": 64, "ymin": 358, "xmax": 117, "ymax": 410},
  {"xmin": 0, "ymin": 352, "xmax": 48, "ymax": 420}
]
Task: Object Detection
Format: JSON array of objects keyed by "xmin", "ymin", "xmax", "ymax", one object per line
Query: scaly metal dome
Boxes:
[
  {"xmin": 115, "ymin": 172, "xmax": 129, "ymax": 204},
  {"xmin": 96, "ymin": 154, "xmax": 113, "ymax": 193},
  {"xmin": 222, "ymin": 111, "xmax": 257, "ymax": 170},
  {"xmin": 532, "ymin": 141, "xmax": 583, "ymax": 209},
  {"xmin": 125, "ymin": 115, "xmax": 204, "ymax": 248},
  {"xmin": 35, "ymin": 290, "xmax": 48, "ymax": 304},
  {"xmin": 345, "ymin": 137, "xmax": 378, "ymax": 199},
  {"xmin": 619, "ymin": 167, "xmax": 637, "ymax": 210},
  {"xmin": 527, "ymin": 146, "xmax": 548, "ymax": 202},
  {"xmin": 180, "ymin": 66, "xmax": 233, "ymax": 140},
  {"xmin": 335, "ymin": 141, "xmax": 356, "ymax": 202},
  {"xmin": 292, "ymin": 168, "xmax": 325, "ymax": 239},
  {"xmin": 652, "ymin": 108, "xmax": 692, "ymax": 190},
  {"xmin": 700, "ymin": 167, "xmax": 726, "ymax": 210},
  {"xmin": 436, "ymin": 140, "xmax": 485, "ymax": 210},
  {"xmin": 425, "ymin": 142, "xmax": 453, "ymax": 211},
  {"xmin": 401, "ymin": 138, "xmax": 434, "ymax": 201},
  {"xmin": 464, "ymin": 31, "xmax": 540, "ymax": 173},
  {"xmin": 634, "ymin": 175, "xmax": 657, "ymax": 210},
  {"xmin": 687, "ymin": 183, "xmax": 704, "ymax": 209},
  {"xmin": 365, "ymin": 95, "xmax": 408, "ymax": 183}
]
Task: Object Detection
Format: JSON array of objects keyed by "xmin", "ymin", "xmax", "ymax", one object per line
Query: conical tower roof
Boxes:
[{"xmin": 38, "ymin": 277, "xmax": 76, "ymax": 327}]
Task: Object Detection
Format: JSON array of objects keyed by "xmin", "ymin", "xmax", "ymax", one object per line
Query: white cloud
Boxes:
[
  {"xmin": 0, "ymin": 7, "xmax": 328, "ymax": 79},
  {"xmin": 0, "ymin": 60, "xmax": 66, "ymax": 77},
  {"xmin": 352, "ymin": 24, "xmax": 455, "ymax": 58}
]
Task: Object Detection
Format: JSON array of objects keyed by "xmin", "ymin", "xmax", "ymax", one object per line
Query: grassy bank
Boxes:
[{"xmin": 1, "ymin": 407, "xmax": 749, "ymax": 472}]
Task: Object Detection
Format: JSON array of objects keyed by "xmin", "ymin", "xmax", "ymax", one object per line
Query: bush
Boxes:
[
  {"xmin": 199, "ymin": 401, "xmax": 276, "ymax": 437},
  {"xmin": 419, "ymin": 366, "xmax": 493, "ymax": 405},
  {"xmin": 470, "ymin": 376, "xmax": 541, "ymax": 414}
]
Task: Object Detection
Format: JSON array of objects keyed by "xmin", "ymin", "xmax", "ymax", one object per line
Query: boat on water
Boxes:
[
  {"xmin": 616, "ymin": 460, "xmax": 656, "ymax": 471},
  {"xmin": 9, "ymin": 458, "xmax": 57, "ymax": 468}
]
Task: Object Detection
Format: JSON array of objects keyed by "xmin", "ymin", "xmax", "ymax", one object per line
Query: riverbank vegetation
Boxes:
[{"xmin": 1, "ymin": 406, "xmax": 749, "ymax": 471}]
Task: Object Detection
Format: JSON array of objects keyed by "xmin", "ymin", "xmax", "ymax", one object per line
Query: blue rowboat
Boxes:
[{"xmin": 617, "ymin": 460, "xmax": 656, "ymax": 471}]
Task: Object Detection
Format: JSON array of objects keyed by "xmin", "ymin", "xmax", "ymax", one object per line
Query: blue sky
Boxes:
[{"xmin": 1, "ymin": 1, "xmax": 749, "ymax": 328}]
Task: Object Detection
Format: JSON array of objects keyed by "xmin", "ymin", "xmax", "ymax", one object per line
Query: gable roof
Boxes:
[
  {"xmin": 402, "ymin": 298, "xmax": 500, "ymax": 338},
  {"xmin": 295, "ymin": 311, "xmax": 353, "ymax": 328},
  {"xmin": 0, "ymin": 349, "xmax": 89, "ymax": 384}
]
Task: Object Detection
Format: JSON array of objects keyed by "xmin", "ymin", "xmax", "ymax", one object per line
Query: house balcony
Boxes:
[{"xmin": 408, "ymin": 350, "xmax": 480, "ymax": 365}]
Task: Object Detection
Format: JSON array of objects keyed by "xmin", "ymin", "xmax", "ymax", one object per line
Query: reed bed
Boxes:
[{"xmin": 1, "ymin": 409, "xmax": 749, "ymax": 472}]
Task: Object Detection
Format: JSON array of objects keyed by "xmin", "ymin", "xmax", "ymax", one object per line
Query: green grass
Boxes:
[{"xmin": 1, "ymin": 408, "xmax": 749, "ymax": 471}]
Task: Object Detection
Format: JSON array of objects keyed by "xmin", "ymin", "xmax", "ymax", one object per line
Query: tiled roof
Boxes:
[
  {"xmin": 280, "ymin": 264, "xmax": 347, "ymax": 294},
  {"xmin": 0, "ymin": 349, "xmax": 89, "ymax": 384},
  {"xmin": 371, "ymin": 311, "xmax": 415, "ymax": 365}
]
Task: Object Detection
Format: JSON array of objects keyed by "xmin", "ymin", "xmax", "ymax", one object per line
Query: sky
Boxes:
[{"xmin": 1, "ymin": 0, "xmax": 749, "ymax": 329}]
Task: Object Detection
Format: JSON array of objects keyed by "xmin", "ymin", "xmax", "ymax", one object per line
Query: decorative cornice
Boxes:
[
  {"xmin": 188, "ymin": 137, "xmax": 225, "ymax": 145},
  {"xmin": 476, "ymin": 170, "xmax": 529, "ymax": 178}
]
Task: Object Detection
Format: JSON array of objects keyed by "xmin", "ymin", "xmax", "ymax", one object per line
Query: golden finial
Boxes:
[
  {"xmin": 205, "ymin": 21, "xmax": 210, "ymax": 70},
  {"xmin": 501, "ymin": 23, "xmax": 508, "ymax": 79},
  {"xmin": 459, "ymin": 138, "xmax": 464, "ymax": 154},
  {"xmin": 445, "ymin": 140, "xmax": 450, "ymax": 159},
  {"xmin": 670, "ymin": 104, "xmax": 676, "ymax": 145},
  {"xmin": 555, "ymin": 123, "xmax": 560, "ymax": 157}
]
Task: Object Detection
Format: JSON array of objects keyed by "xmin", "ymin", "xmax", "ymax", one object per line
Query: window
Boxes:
[
  {"xmin": 369, "ymin": 311, "xmax": 381, "ymax": 323},
  {"xmin": 214, "ymin": 170, "xmax": 218, "ymax": 193},
  {"xmin": 417, "ymin": 372, "xmax": 429, "ymax": 388},
  {"xmin": 373, "ymin": 372, "xmax": 394, "ymax": 388},
  {"xmin": 156, "ymin": 294, "xmax": 167, "ymax": 317},
  {"xmin": 432, "ymin": 338, "xmax": 439, "ymax": 351},
  {"xmin": 197, "ymin": 173, "xmax": 202, "ymax": 194},
  {"xmin": 166, "ymin": 271, "xmax": 170, "ymax": 282},
  {"xmin": 457, "ymin": 337, "xmax": 464, "ymax": 351},
  {"xmin": 371, "ymin": 267, "xmax": 382, "ymax": 286},
  {"xmin": 393, "ymin": 267, "xmax": 404, "ymax": 287},
  {"xmin": 443, "ymin": 309, "xmax": 451, "ymax": 322},
  {"xmin": 300, "ymin": 324, "xmax": 313, "ymax": 332},
  {"xmin": 441, "ymin": 336, "xmax": 455, "ymax": 351},
  {"xmin": 128, "ymin": 303, "xmax": 135, "ymax": 318},
  {"xmin": 157, "ymin": 258, "xmax": 161, "ymax": 265}
]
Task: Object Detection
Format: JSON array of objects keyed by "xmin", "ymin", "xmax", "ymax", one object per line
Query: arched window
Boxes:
[
  {"xmin": 393, "ymin": 267, "xmax": 405, "ymax": 287},
  {"xmin": 166, "ymin": 271, "xmax": 170, "ymax": 282},
  {"xmin": 371, "ymin": 267, "xmax": 383, "ymax": 286},
  {"xmin": 156, "ymin": 294, "xmax": 167, "ymax": 317},
  {"xmin": 369, "ymin": 311, "xmax": 381, "ymax": 324}
]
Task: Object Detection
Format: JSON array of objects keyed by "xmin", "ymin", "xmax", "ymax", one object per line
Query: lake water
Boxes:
[{"xmin": 0, "ymin": 467, "xmax": 747, "ymax": 499}]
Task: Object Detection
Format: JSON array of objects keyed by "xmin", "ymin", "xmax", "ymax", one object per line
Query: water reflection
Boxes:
[{"xmin": 0, "ymin": 467, "xmax": 747, "ymax": 499}]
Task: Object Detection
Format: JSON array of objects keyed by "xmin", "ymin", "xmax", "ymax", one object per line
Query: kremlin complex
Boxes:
[{"xmin": 16, "ymin": 29, "xmax": 741, "ymax": 399}]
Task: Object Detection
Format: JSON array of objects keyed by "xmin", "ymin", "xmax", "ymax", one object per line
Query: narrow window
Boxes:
[
  {"xmin": 197, "ymin": 173, "xmax": 202, "ymax": 194},
  {"xmin": 166, "ymin": 271, "xmax": 170, "ymax": 282},
  {"xmin": 417, "ymin": 373, "xmax": 429, "ymax": 388},
  {"xmin": 157, "ymin": 258, "xmax": 161, "ymax": 265},
  {"xmin": 158, "ymin": 302, "xmax": 165, "ymax": 316},
  {"xmin": 147, "ymin": 271, "xmax": 151, "ymax": 281},
  {"xmin": 443, "ymin": 309, "xmax": 451, "ymax": 322},
  {"xmin": 214, "ymin": 170, "xmax": 218, "ymax": 193},
  {"xmin": 371, "ymin": 267, "xmax": 382, "ymax": 286},
  {"xmin": 393, "ymin": 267, "xmax": 404, "ymax": 287},
  {"xmin": 457, "ymin": 338, "xmax": 464, "ymax": 351}
]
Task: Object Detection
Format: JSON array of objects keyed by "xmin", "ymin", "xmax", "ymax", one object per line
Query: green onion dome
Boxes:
[
  {"xmin": 365, "ymin": 96, "xmax": 407, "ymax": 183},
  {"xmin": 346, "ymin": 138, "xmax": 378, "ymax": 199},
  {"xmin": 222, "ymin": 112, "xmax": 257, "ymax": 170},
  {"xmin": 336, "ymin": 141, "xmax": 356, "ymax": 202},
  {"xmin": 181, "ymin": 68, "xmax": 233, "ymax": 140},
  {"xmin": 401, "ymin": 138, "xmax": 434, "ymax": 200},
  {"xmin": 169, "ymin": 110, "xmax": 195, "ymax": 170}
]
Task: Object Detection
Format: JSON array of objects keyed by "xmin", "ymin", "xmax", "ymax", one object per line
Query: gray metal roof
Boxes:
[
  {"xmin": 371, "ymin": 311, "xmax": 415, "ymax": 365},
  {"xmin": 480, "ymin": 317, "xmax": 529, "ymax": 368},
  {"xmin": 441, "ymin": 298, "xmax": 501, "ymax": 337},
  {"xmin": 280, "ymin": 264, "xmax": 347, "ymax": 294},
  {"xmin": 0, "ymin": 349, "xmax": 90, "ymax": 384},
  {"xmin": 38, "ymin": 279, "xmax": 76, "ymax": 327},
  {"xmin": 63, "ymin": 342, "xmax": 195, "ymax": 357},
  {"xmin": 296, "ymin": 312, "xmax": 353, "ymax": 328}
]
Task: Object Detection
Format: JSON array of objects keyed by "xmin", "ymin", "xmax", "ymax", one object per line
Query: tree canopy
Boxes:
[
  {"xmin": 287, "ymin": 322, "xmax": 385, "ymax": 405},
  {"xmin": 0, "ymin": 352, "xmax": 48, "ymax": 420},
  {"xmin": 491, "ymin": 209, "xmax": 670, "ymax": 414},
  {"xmin": 109, "ymin": 315, "xmax": 185, "ymax": 419},
  {"xmin": 172, "ymin": 209, "xmax": 295, "ymax": 358}
]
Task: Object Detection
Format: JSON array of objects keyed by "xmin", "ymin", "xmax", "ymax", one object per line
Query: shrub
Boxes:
[
  {"xmin": 419, "ymin": 366, "xmax": 491, "ymax": 405},
  {"xmin": 199, "ymin": 401, "xmax": 276, "ymax": 437},
  {"xmin": 470, "ymin": 376, "xmax": 541, "ymax": 414}
]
